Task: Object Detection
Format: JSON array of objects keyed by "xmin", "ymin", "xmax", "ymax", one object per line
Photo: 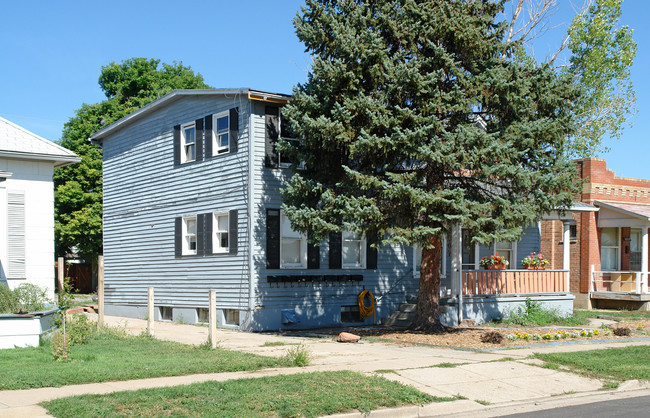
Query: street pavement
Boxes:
[{"xmin": 0, "ymin": 315, "xmax": 649, "ymax": 417}]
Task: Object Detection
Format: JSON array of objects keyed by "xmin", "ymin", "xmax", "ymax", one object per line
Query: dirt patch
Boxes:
[{"xmin": 346, "ymin": 321, "xmax": 650, "ymax": 350}]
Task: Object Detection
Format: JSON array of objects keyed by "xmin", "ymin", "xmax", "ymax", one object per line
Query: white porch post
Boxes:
[
  {"xmin": 642, "ymin": 227, "xmax": 648, "ymax": 294},
  {"xmin": 563, "ymin": 221, "xmax": 571, "ymax": 292},
  {"xmin": 451, "ymin": 223, "xmax": 463, "ymax": 323}
]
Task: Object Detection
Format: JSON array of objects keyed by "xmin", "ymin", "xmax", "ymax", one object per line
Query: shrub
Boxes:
[
  {"xmin": 51, "ymin": 330, "xmax": 70, "ymax": 361},
  {"xmin": 613, "ymin": 327, "xmax": 631, "ymax": 336},
  {"xmin": 66, "ymin": 314, "xmax": 96, "ymax": 345},
  {"xmin": 480, "ymin": 331, "xmax": 504, "ymax": 344},
  {"xmin": 0, "ymin": 284, "xmax": 19, "ymax": 313},
  {"xmin": 13, "ymin": 283, "xmax": 51, "ymax": 312}
]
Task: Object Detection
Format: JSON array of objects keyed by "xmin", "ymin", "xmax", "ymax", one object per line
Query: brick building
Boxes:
[{"xmin": 541, "ymin": 158, "xmax": 650, "ymax": 310}]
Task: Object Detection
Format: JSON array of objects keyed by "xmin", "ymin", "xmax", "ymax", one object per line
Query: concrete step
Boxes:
[{"xmin": 399, "ymin": 303, "xmax": 417, "ymax": 313}]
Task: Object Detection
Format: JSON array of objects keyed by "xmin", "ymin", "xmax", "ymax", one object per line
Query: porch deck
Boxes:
[
  {"xmin": 591, "ymin": 270, "xmax": 649, "ymax": 297},
  {"xmin": 462, "ymin": 269, "xmax": 569, "ymax": 296}
]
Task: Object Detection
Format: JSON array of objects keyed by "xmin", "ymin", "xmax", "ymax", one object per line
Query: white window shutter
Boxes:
[{"xmin": 7, "ymin": 191, "xmax": 25, "ymax": 278}]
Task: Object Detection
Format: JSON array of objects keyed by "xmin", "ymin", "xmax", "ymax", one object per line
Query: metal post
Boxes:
[
  {"xmin": 147, "ymin": 287, "xmax": 155, "ymax": 336},
  {"xmin": 209, "ymin": 290, "xmax": 217, "ymax": 349},
  {"xmin": 97, "ymin": 255, "xmax": 104, "ymax": 329}
]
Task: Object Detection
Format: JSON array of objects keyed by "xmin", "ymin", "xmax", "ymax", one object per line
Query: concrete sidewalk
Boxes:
[{"xmin": 1, "ymin": 315, "xmax": 649, "ymax": 417}]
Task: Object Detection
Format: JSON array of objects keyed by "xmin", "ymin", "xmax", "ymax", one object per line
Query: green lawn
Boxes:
[
  {"xmin": 0, "ymin": 332, "xmax": 289, "ymax": 390},
  {"xmin": 534, "ymin": 345, "xmax": 650, "ymax": 381},
  {"xmin": 41, "ymin": 371, "xmax": 450, "ymax": 417},
  {"xmin": 573, "ymin": 309, "xmax": 650, "ymax": 322}
]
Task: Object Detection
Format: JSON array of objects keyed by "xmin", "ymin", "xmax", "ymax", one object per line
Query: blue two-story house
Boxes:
[{"xmin": 91, "ymin": 89, "xmax": 576, "ymax": 331}]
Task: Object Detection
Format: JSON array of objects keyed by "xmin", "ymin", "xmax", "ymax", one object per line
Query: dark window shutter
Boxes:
[
  {"xmin": 204, "ymin": 213, "xmax": 213, "ymax": 254},
  {"xmin": 229, "ymin": 107, "xmax": 239, "ymax": 153},
  {"xmin": 195, "ymin": 118, "xmax": 204, "ymax": 161},
  {"xmin": 366, "ymin": 238, "xmax": 378, "ymax": 269},
  {"xmin": 266, "ymin": 209, "xmax": 280, "ymax": 269},
  {"xmin": 329, "ymin": 232, "xmax": 342, "ymax": 269},
  {"xmin": 196, "ymin": 213, "xmax": 206, "ymax": 256},
  {"xmin": 173, "ymin": 125, "xmax": 181, "ymax": 166},
  {"xmin": 307, "ymin": 237, "xmax": 320, "ymax": 269},
  {"xmin": 174, "ymin": 217, "xmax": 182, "ymax": 257},
  {"xmin": 229, "ymin": 209, "xmax": 238, "ymax": 255},
  {"xmin": 204, "ymin": 115, "xmax": 213, "ymax": 158},
  {"xmin": 265, "ymin": 106, "xmax": 279, "ymax": 168}
]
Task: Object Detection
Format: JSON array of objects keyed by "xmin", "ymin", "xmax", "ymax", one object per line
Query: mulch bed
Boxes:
[{"xmin": 346, "ymin": 320, "xmax": 650, "ymax": 350}]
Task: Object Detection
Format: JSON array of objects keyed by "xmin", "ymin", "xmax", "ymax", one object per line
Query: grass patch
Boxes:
[
  {"xmin": 0, "ymin": 330, "xmax": 289, "ymax": 390},
  {"xmin": 574, "ymin": 309, "xmax": 650, "ymax": 322},
  {"xmin": 501, "ymin": 298, "xmax": 585, "ymax": 327},
  {"xmin": 534, "ymin": 345, "xmax": 650, "ymax": 381},
  {"xmin": 433, "ymin": 362, "xmax": 464, "ymax": 368},
  {"xmin": 261, "ymin": 341, "xmax": 299, "ymax": 347},
  {"xmin": 42, "ymin": 371, "xmax": 446, "ymax": 417},
  {"xmin": 475, "ymin": 399, "xmax": 491, "ymax": 405}
]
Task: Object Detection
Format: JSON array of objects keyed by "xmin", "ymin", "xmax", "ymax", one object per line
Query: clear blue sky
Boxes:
[{"xmin": 1, "ymin": 0, "xmax": 647, "ymax": 178}]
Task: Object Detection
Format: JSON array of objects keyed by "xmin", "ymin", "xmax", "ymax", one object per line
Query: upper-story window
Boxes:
[
  {"xmin": 183, "ymin": 215, "xmax": 197, "ymax": 255},
  {"xmin": 181, "ymin": 122, "xmax": 196, "ymax": 163},
  {"xmin": 213, "ymin": 212, "xmax": 229, "ymax": 253},
  {"xmin": 212, "ymin": 112, "xmax": 230, "ymax": 155},
  {"xmin": 280, "ymin": 212, "xmax": 307, "ymax": 268},
  {"xmin": 342, "ymin": 231, "xmax": 366, "ymax": 269}
]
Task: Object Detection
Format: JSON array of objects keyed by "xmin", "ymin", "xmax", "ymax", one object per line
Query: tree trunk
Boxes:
[{"xmin": 410, "ymin": 236, "xmax": 446, "ymax": 332}]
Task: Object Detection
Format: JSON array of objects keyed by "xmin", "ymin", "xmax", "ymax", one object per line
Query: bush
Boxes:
[
  {"xmin": 13, "ymin": 283, "xmax": 51, "ymax": 312},
  {"xmin": 613, "ymin": 327, "xmax": 631, "ymax": 336},
  {"xmin": 504, "ymin": 298, "xmax": 580, "ymax": 327},
  {"xmin": 0, "ymin": 283, "xmax": 50, "ymax": 313},
  {"xmin": 51, "ymin": 329, "xmax": 70, "ymax": 361},
  {"xmin": 67, "ymin": 314, "xmax": 97, "ymax": 345},
  {"xmin": 480, "ymin": 331, "xmax": 504, "ymax": 344},
  {"xmin": 0, "ymin": 284, "xmax": 19, "ymax": 313}
]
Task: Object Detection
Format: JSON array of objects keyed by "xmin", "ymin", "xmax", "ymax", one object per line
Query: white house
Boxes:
[{"xmin": 0, "ymin": 117, "xmax": 79, "ymax": 299}]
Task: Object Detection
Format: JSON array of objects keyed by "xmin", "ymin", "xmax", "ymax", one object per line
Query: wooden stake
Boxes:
[
  {"xmin": 97, "ymin": 255, "xmax": 104, "ymax": 329},
  {"xmin": 148, "ymin": 287, "xmax": 155, "ymax": 337},
  {"xmin": 209, "ymin": 290, "xmax": 217, "ymax": 349},
  {"xmin": 57, "ymin": 256, "xmax": 64, "ymax": 296}
]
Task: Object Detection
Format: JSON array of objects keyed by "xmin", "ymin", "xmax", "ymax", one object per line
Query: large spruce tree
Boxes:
[{"xmin": 281, "ymin": 0, "xmax": 581, "ymax": 330}]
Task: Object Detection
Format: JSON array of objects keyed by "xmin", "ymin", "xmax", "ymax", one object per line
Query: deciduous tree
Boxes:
[{"xmin": 55, "ymin": 58, "xmax": 210, "ymax": 262}]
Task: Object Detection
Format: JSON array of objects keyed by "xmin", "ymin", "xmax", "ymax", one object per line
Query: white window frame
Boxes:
[
  {"xmin": 494, "ymin": 240, "xmax": 517, "ymax": 268},
  {"xmin": 600, "ymin": 227, "xmax": 620, "ymax": 271},
  {"xmin": 212, "ymin": 111, "xmax": 230, "ymax": 155},
  {"xmin": 181, "ymin": 122, "xmax": 196, "ymax": 164},
  {"xmin": 182, "ymin": 215, "xmax": 198, "ymax": 255},
  {"xmin": 280, "ymin": 211, "xmax": 307, "ymax": 269},
  {"xmin": 342, "ymin": 230, "xmax": 367, "ymax": 269},
  {"xmin": 213, "ymin": 212, "xmax": 229, "ymax": 253},
  {"xmin": 413, "ymin": 236, "xmax": 447, "ymax": 279}
]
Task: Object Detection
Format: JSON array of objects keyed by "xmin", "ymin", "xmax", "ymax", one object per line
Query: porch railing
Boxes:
[
  {"xmin": 590, "ymin": 270, "xmax": 648, "ymax": 294},
  {"xmin": 462, "ymin": 269, "xmax": 569, "ymax": 296}
]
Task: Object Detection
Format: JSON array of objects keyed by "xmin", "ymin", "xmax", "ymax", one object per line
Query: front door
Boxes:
[{"xmin": 630, "ymin": 229, "xmax": 642, "ymax": 271}]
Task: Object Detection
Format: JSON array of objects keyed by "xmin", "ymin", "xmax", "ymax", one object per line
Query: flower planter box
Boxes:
[
  {"xmin": 525, "ymin": 266, "xmax": 546, "ymax": 270},
  {"xmin": 485, "ymin": 264, "xmax": 506, "ymax": 270},
  {"xmin": 0, "ymin": 307, "xmax": 57, "ymax": 349}
]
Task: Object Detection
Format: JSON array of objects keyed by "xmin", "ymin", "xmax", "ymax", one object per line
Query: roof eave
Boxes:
[
  {"xmin": 594, "ymin": 201, "xmax": 650, "ymax": 222},
  {"xmin": 0, "ymin": 150, "xmax": 81, "ymax": 167}
]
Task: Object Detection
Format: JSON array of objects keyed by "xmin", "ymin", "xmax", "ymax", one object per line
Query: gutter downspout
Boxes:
[{"xmin": 248, "ymin": 98, "xmax": 256, "ymax": 321}]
